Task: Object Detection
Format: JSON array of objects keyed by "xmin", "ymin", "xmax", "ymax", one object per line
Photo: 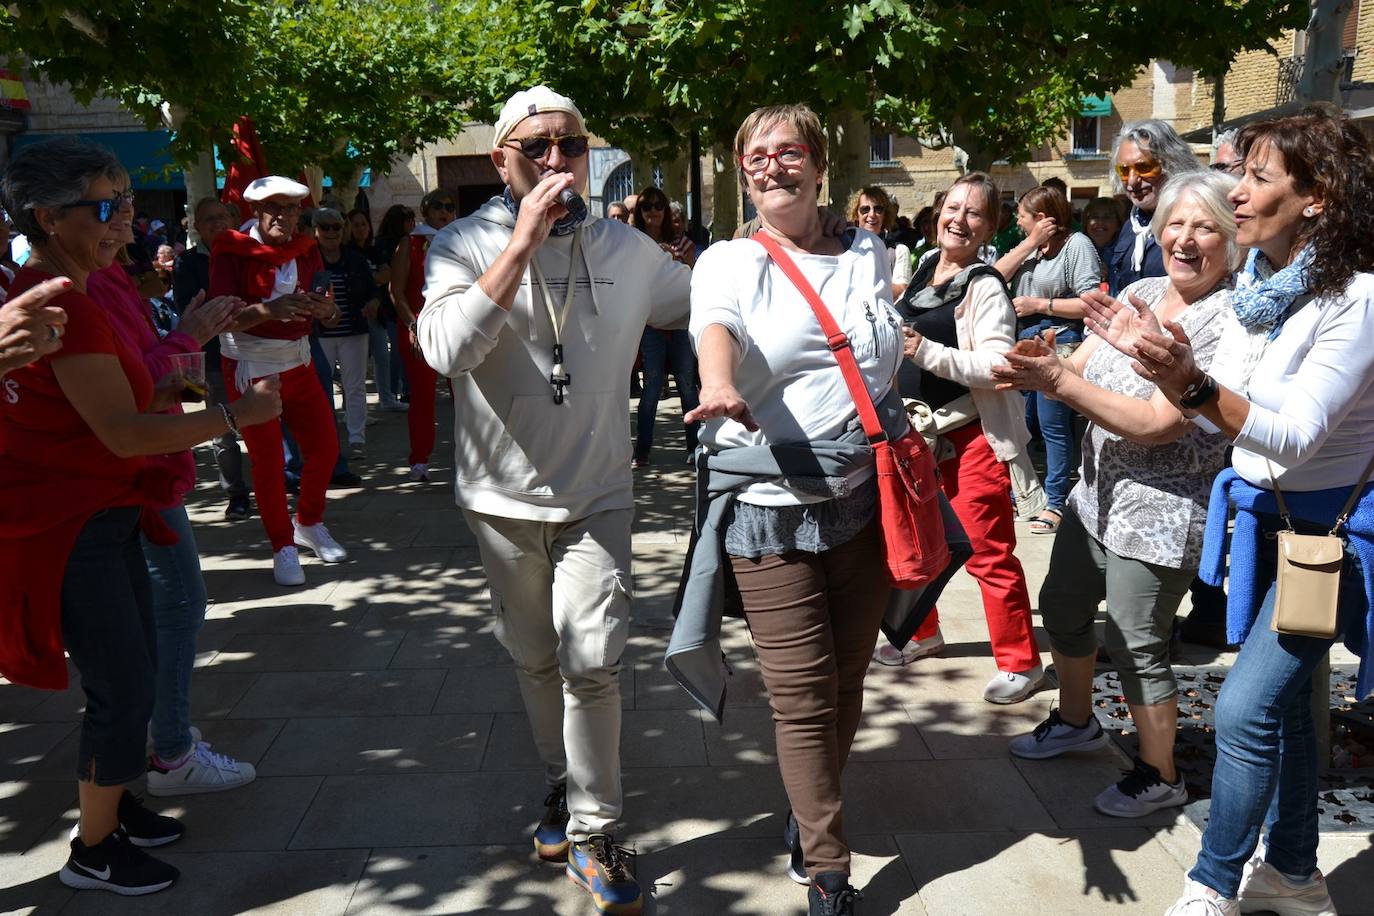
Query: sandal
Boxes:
[{"xmin": 1029, "ymin": 509, "xmax": 1062, "ymax": 534}]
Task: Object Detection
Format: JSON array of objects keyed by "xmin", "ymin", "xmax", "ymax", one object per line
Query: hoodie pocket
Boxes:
[{"xmin": 498, "ymin": 389, "xmax": 629, "ymax": 496}]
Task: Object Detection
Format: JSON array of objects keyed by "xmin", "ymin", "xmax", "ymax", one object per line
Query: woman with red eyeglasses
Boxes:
[
  {"xmin": 390, "ymin": 189, "xmax": 456, "ymax": 482},
  {"xmin": 630, "ymin": 185, "xmax": 699, "ymax": 468}
]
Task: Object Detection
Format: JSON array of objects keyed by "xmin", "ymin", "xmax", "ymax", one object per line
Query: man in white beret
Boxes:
[
  {"xmin": 210, "ymin": 176, "xmax": 346, "ymax": 586},
  {"xmin": 419, "ymin": 86, "xmax": 690, "ymax": 915}
]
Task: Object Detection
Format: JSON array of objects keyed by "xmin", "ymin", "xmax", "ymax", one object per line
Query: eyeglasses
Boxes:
[
  {"xmin": 858, "ymin": 204, "xmax": 886, "ymax": 215},
  {"xmin": 640, "ymin": 200, "xmax": 665, "ymax": 212},
  {"xmin": 503, "ymin": 134, "xmax": 590, "ymax": 161},
  {"xmin": 1114, "ymin": 158, "xmax": 1163, "ymax": 181},
  {"xmin": 58, "ymin": 192, "xmax": 135, "ymax": 224},
  {"xmin": 739, "ymin": 144, "xmax": 809, "ymax": 175},
  {"xmin": 260, "ymin": 201, "xmax": 302, "ymax": 216},
  {"xmin": 1210, "ymin": 160, "xmax": 1244, "ymax": 174}
]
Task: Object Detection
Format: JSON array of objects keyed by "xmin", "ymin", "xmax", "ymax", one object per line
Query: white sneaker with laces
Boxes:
[
  {"xmin": 1238, "ymin": 854, "xmax": 1336, "ymax": 916},
  {"xmin": 1093, "ymin": 756, "xmax": 1188, "ymax": 817},
  {"xmin": 146, "ymin": 742, "xmax": 257, "ymax": 797},
  {"xmin": 1009, "ymin": 709, "xmax": 1110, "ymax": 759},
  {"xmin": 872, "ymin": 630, "xmax": 945, "ymax": 666},
  {"xmin": 408, "ymin": 462, "xmax": 429, "ymax": 482},
  {"xmin": 983, "ymin": 665, "xmax": 1044, "ymax": 704},
  {"xmin": 293, "ymin": 520, "xmax": 347, "ymax": 562},
  {"xmin": 1166, "ymin": 879, "xmax": 1240, "ymax": 915},
  {"xmin": 273, "ymin": 547, "xmax": 306, "ymax": 586}
]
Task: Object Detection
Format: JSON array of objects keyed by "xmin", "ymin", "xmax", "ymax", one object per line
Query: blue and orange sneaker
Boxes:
[
  {"xmin": 566, "ymin": 833, "xmax": 642, "ymax": 915},
  {"xmin": 533, "ymin": 784, "xmax": 570, "ymax": 862}
]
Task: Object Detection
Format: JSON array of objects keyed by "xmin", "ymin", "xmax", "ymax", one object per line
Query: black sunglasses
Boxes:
[
  {"xmin": 317, "ymin": 223, "xmax": 344, "ymax": 231},
  {"xmin": 504, "ymin": 134, "xmax": 590, "ymax": 161},
  {"xmin": 59, "ymin": 192, "xmax": 135, "ymax": 224},
  {"xmin": 640, "ymin": 200, "xmax": 665, "ymax": 212}
]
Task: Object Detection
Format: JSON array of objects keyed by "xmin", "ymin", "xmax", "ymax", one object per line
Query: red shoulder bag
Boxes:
[{"xmin": 754, "ymin": 234, "xmax": 949, "ymax": 588}]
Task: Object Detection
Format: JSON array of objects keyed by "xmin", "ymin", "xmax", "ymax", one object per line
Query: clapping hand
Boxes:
[
  {"xmin": 177, "ymin": 291, "xmax": 244, "ymax": 345},
  {"xmin": 1081, "ymin": 289, "xmax": 1161, "ymax": 358},
  {"xmin": 993, "ymin": 329, "xmax": 1066, "ymax": 394},
  {"xmin": 902, "ymin": 325, "xmax": 924, "ymax": 360},
  {"xmin": 1130, "ymin": 321, "xmax": 1200, "ymax": 401}
]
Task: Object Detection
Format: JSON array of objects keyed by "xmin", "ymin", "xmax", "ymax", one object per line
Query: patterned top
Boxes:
[{"xmin": 1067, "ymin": 276, "xmax": 1232, "ymax": 569}]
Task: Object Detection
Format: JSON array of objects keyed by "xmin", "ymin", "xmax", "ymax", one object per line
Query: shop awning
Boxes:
[
  {"xmin": 12, "ymin": 130, "xmax": 183, "ymax": 189},
  {"xmin": 1079, "ymin": 94, "xmax": 1112, "ymax": 118}
]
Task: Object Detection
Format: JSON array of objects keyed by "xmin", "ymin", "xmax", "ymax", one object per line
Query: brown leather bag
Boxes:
[{"xmin": 1267, "ymin": 456, "xmax": 1374, "ymax": 638}]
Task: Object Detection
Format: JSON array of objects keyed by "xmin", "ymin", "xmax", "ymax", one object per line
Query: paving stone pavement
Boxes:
[{"xmin": 2, "ymin": 390, "xmax": 1370, "ymax": 915}]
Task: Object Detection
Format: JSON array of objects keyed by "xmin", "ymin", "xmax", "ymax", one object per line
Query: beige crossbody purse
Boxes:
[{"xmin": 1266, "ymin": 454, "xmax": 1374, "ymax": 638}]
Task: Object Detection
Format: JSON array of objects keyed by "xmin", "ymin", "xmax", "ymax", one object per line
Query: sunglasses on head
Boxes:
[
  {"xmin": 504, "ymin": 134, "xmax": 590, "ymax": 161},
  {"xmin": 1114, "ymin": 159, "xmax": 1163, "ymax": 181},
  {"xmin": 59, "ymin": 192, "xmax": 135, "ymax": 224}
]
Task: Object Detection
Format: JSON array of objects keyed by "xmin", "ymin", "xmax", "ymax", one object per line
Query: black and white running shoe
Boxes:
[{"xmin": 58, "ymin": 828, "xmax": 179, "ymax": 895}]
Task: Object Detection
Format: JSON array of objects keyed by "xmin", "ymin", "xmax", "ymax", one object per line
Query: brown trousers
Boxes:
[{"xmin": 730, "ymin": 518, "xmax": 892, "ymax": 877}]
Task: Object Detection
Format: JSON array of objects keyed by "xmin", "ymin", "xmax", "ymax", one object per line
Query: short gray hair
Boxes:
[
  {"xmin": 0, "ymin": 138, "xmax": 128, "ymax": 242},
  {"xmin": 1149, "ymin": 170, "xmax": 1243, "ymax": 270},
  {"xmin": 1211, "ymin": 129, "xmax": 1239, "ymax": 159},
  {"xmin": 313, "ymin": 207, "xmax": 344, "ymax": 225},
  {"xmin": 1110, "ymin": 119, "xmax": 1203, "ymax": 194}
]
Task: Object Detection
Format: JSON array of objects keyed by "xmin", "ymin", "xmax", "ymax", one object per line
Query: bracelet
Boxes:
[
  {"xmin": 1179, "ymin": 373, "xmax": 1220, "ymax": 410},
  {"xmin": 218, "ymin": 402, "xmax": 240, "ymax": 434},
  {"xmin": 1047, "ymin": 298, "xmax": 1055, "ymax": 316}
]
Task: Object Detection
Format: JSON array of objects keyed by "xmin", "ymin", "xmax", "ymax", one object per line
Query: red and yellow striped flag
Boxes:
[{"xmin": 0, "ymin": 70, "xmax": 31, "ymax": 111}]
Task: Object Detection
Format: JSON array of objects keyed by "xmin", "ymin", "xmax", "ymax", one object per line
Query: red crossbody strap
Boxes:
[{"xmin": 753, "ymin": 234, "xmax": 886, "ymax": 443}]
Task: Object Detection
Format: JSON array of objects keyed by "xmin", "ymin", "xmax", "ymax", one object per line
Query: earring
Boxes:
[{"xmin": 1303, "ymin": 206, "xmax": 1316, "ymax": 217}]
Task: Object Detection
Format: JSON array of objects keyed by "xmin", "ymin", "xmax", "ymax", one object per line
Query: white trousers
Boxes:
[
  {"xmin": 316, "ymin": 334, "xmax": 369, "ymax": 443},
  {"xmin": 464, "ymin": 507, "xmax": 633, "ymax": 839}
]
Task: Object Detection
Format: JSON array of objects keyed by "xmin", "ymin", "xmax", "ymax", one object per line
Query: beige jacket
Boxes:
[{"xmin": 907, "ymin": 273, "xmax": 1030, "ymax": 462}]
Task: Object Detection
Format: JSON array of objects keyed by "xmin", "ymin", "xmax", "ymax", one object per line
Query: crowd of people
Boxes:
[{"xmin": 0, "ymin": 85, "xmax": 1371, "ymax": 916}]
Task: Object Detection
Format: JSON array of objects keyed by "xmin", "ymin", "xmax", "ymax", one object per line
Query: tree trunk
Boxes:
[
  {"xmin": 1299, "ymin": 0, "xmax": 1355, "ymax": 104},
  {"xmin": 826, "ymin": 108, "xmax": 869, "ymax": 213},
  {"xmin": 710, "ymin": 141, "xmax": 739, "ymax": 241},
  {"xmin": 182, "ymin": 148, "xmax": 217, "ymax": 245},
  {"xmin": 660, "ymin": 148, "xmax": 689, "ymax": 207},
  {"xmin": 1211, "ymin": 66, "xmax": 1227, "ymax": 134}
]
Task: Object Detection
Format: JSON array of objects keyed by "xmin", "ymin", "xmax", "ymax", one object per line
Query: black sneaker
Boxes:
[
  {"xmin": 59, "ymin": 829, "xmax": 179, "ymax": 895},
  {"xmin": 224, "ymin": 493, "xmax": 251, "ymax": 521},
  {"xmin": 809, "ymin": 871, "xmax": 862, "ymax": 916},
  {"xmin": 783, "ymin": 809, "xmax": 808, "ymax": 885},
  {"xmin": 533, "ymin": 784, "xmax": 570, "ymax": 862},
  {"xmin": 68, "ymin": 792, "xmax": 184, "ymax": 848}
]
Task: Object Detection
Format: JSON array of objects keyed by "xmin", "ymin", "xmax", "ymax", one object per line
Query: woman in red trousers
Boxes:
[{"xmin": 390, "ymin": 189, "xmax": 456, "ymax": 482}]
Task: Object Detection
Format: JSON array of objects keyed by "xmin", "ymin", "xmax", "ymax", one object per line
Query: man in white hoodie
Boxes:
[{"xmin": 418, "ymin": 87, "xmax": 689, "ymax": 916}]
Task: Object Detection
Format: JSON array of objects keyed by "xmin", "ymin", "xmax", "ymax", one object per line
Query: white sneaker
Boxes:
[
  {"xmin": 983, "ymin": 665, "xmax": 1044, "ymax": 704},
  {"xmin": 1166, "ymin": 879, "xmax": 1240, "ymax": 915},
  {"xmin": 872, "ymin": 630, "xmax": 945, "ymax": 666},
  {"xmin": 1238, "ymin": 854, "xmax": 1336, "ymax": 915},
  {"xmin": 408, "ymin": 462, "xmax": 429, "ymax": 482},
  {"xmin": 273, "ymin": 547, "xmax": 306, "ymax": 586},
  {"xmin": 145, "ymin": 725, "xmax": 202, "ymax": 758},
  {"xmin": 1094, "ymin": 756, "xmax": 1188, "ymax": 818},
  {"xmin": 293, "ymin": 520, "xmax": 347, "ymax": 562},
  {"xmin": 146, "ymin": 742, "xmax": 257, "ymax": 797},
  {"xmin": 1009, "ymin": 709, "xmax": 1110, "ymax": 759}
]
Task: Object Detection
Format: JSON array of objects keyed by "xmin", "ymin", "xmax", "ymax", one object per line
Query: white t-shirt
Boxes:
[
  {"xmin": 690, "ymin": 229, "xmax": 903, "ymax": 505},
  {"xmin": 1230, "ymin": 272, "xmax": 1374, "ymax": 491}
]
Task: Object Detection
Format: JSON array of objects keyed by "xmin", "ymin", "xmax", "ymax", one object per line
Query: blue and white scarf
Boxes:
[
  {"xmin": 1232, "ymin": 246, "xmax": 1313, "ymax": 340},
  {"xmin": 501, "ymin": 185, "xmax": 584, "ymax": 237}
]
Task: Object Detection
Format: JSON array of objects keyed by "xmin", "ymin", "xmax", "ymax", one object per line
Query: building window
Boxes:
[
  {"xmin": 604, "ymin": 161, "xmax": 635, "ymax": 206},
  {"xmin": 870, "ymin": 133, "xmax": 898, "ymax": 168},
  {"xmin": 1070, "ymin": 118, "xmax": 1102, "ymax": 156}
]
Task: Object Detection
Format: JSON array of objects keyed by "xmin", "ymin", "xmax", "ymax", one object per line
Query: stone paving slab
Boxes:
[{"xmin": 5, "ymin": 393, "xmax": 1371, "ymax": 913}]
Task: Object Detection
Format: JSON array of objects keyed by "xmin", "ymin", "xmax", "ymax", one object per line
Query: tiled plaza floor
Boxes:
[{"xmin": 1, "ymin": 390, "xmax": 1370, "ymax": 914}]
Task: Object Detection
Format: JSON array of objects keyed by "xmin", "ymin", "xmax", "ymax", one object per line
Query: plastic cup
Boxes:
[{"xmin": 170, "ymin": 351, "xmax": 207, "ymax": 401}]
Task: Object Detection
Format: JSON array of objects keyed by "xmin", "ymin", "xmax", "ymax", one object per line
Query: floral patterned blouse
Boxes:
[{"xmin": 1067, "ymin": 276, "xmax": 1233, "ymax": 569}]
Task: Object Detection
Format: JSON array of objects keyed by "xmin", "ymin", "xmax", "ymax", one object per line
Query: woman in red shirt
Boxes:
[{"xmin": 0, "ymin": 139, "xmax": 281, "ymax": 897}]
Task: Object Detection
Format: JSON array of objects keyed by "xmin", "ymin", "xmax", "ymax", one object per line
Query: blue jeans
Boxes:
[
  {"xmin": 1190, "ymin": 513, "xmax": 1364, "ymax": 896},
  {"xmin": 634, "ymin": 329, "xmax": 700, "ymax": 461},
  {"xmin": 368, "ymin": 315, "xmax": 398, "ymax": 406},
  {"xmin": 141, "ymin": 504, "xmax": 208, "ymax": 760},
  {"xmin": 1023, "ymin": 391, "xmax": 1076, "ymax": 512}
]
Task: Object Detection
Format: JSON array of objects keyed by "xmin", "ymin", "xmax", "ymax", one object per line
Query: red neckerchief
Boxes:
[{"xmin": 212, "ymin": 229, "xmax": 317, "ymax": 267}]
